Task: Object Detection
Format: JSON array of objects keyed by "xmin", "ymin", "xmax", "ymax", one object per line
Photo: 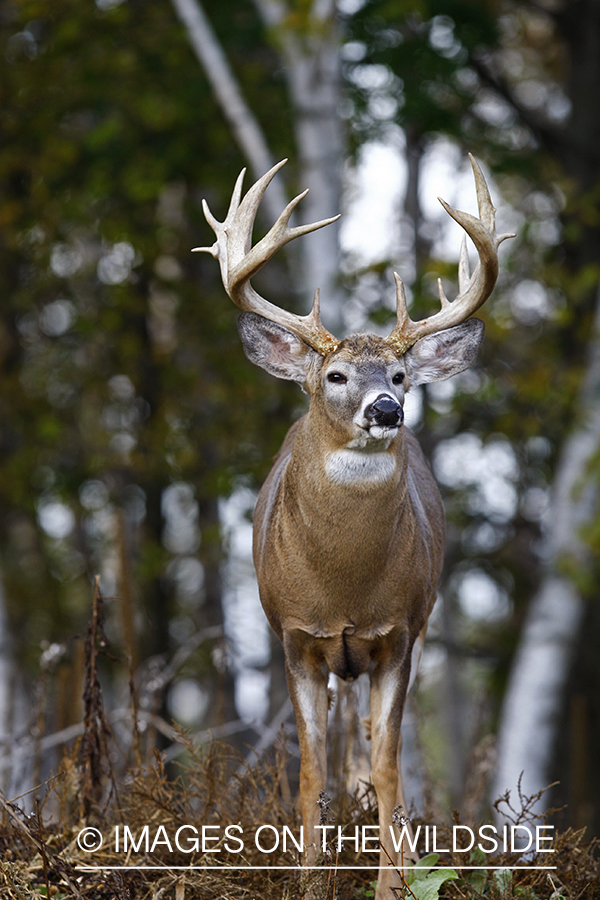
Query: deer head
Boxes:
[{"xmin": 194, "ymin": 155, "xmax": 513, "ymax": 445}]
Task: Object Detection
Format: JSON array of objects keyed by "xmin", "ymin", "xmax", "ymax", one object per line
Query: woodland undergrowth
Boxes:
[{"xmin": 0, "ymin": 582, "xmax": 597, "ymax": 900}]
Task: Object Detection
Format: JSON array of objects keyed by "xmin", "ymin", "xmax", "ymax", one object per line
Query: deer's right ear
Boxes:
[{"xmin": 237, "ymin": 312, "xmax": 316, "ymax": 384}]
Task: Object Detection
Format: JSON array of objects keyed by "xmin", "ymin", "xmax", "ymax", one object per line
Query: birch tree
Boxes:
[
  {"xmin": 493, "ymin": 294, "xmax": 600, "ymax": 809},
  {"xmin": 482, "ymin": 0, "xmax": 600, "ymax": 817},
  {"xmin": 346, "ymin": 0, "xmax": 600, "ymax": 820},
  {"xmin": 171, "ymin": 0, "xmax": 345, "ymax": 327}
]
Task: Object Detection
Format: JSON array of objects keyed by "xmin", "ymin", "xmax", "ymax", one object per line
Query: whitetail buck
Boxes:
[{"xmin": 195, "ymin": 156, "xmax": 512, "ymax": 898}]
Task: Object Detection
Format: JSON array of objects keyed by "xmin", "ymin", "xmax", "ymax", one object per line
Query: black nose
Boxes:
[{"xmin": 365, "ymin": 394, "xmax": 403, "ymax": 427}]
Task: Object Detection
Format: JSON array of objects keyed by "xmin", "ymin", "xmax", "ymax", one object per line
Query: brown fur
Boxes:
[{"xmin": 249, "ymin": 333, "xmax": 447, "ymax": 898}]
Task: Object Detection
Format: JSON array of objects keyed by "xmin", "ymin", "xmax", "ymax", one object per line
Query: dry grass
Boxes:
[{"xmin": 0, "ymin": 583, "xmax": 598, "ymax": 900}]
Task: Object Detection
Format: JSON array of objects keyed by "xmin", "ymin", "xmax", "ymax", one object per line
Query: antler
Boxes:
[
  {"xmin": 193, "ymin": 159, "xmax": 341, "ymax": 355},
  {"xmin": 385, "ymin": 154, "xmax": 515, "ymax": 355}
]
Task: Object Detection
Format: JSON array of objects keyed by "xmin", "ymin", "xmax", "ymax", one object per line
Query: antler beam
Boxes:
[
  {"xmin": 385, "ymin": 154, "xmax": 515, "ymax": 355},
  {"xmin": 193, "ymin": 159, "xmax": 341, "ymax": 355}
]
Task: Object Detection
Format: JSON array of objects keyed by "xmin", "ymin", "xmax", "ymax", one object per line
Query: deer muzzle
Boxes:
[{"xmin": 364, "ymin": 394, "xmax": 404, "ymax": 428}]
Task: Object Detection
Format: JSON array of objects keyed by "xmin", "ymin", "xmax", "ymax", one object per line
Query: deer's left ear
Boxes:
[
  {"xmin": 404, "ymin": 318, "xmax": 485, "ymax": 386},
  {"xmin": 238, "ymin": 312, "xmax": 317, "ymax": 384}
]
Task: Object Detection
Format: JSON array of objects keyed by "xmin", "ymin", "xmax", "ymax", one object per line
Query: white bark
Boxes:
[
  {"xmin": 0, "ymin": 577, "xmax": 11, "ymax": 764},
  {"xmin": 170, "ymin": 0, "xmax": 288, "ymax": 225},
  {"xmin": 493, "ymin": 290, "xmax": 600, "ymax": 814},
  {"xmin": 0, "ymin": 574, "xmax": 27, "ymax": 796},
  {"xmin": 252, "ymin": 0, "xmax": 345, "ymax": 329},
  {"xmin": 172, "ymin": 0, "xmax": 344, "ymax": 322}
]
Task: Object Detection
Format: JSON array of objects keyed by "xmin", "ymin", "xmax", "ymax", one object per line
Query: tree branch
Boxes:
[
  {"xmin": 170, "ymin": 0, "xmax": 288, "ymax": 223},
  {"xmin": 470, "ymin": 53, "xmax": 566, "ymax": 158}
]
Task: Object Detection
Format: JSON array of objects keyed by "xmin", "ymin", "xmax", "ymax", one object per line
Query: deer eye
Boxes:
[
  {"xmin": 327, "ymin": 372, "xmax": 347, "ymax": 384},
  {"xmin": 392, "ymin": 372, "xmax": 405, "ymax": 385}
]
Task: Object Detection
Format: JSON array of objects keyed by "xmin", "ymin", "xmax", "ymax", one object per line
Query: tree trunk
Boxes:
[
  {"xmin": 252, "ymin": 0, "xmax": 345, "ymax": 328},
  {"xmin": 169, "ymin": 0, "xmax": 288, "ymax": 224},
  {"xmin": 493, "ymin": 292, "xmax": 600, "ymax": 813},
  {"xmin": 0, "ymin": 572, "xmax": 27, "ymax": 797},
  {"xmin": 197, "ymin": 495, "xmax": 238, "ymax": 731},
  {"xmin": 494, "ymin": 0, "xmax": 600, "ymax": 821}
]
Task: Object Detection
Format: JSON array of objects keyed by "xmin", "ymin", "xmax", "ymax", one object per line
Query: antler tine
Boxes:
[
  {"xmin": 193, "ymin": 159, "xmax": 341, "ymax": 356},
  {"xmin": 470, "ymin": 153, "xmax": 495, "ymax": 232},
  {"xmin": 393, "ymin": 273, "xmax": 409, "ymax": 327},
  {"xmin": 194, "ymin": 166, "xmax": 248, "ymax": 259},
  {"xmin": 235, "ymin": 159, "xmax": 288, "ymax": 255},
  {"xmin": 385, "ymin": 155, "xmax": 515, "ymax": 355},
  {"xmin": 458, "ymin": 234, "xmax": 470, "ymax": 294},
  {"xmin": 236, "ymin": 186, "xmax": 340, "ymax": 287}
]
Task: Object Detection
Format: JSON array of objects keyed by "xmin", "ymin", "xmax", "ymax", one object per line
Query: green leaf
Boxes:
[
  {"xmin": 494, "ymin": 868, "xmax": 513, "ymax": 897},
  {"xmin": 468, "ymin": 868, "xmax": 488, "ymax": 894},
  {"xmin": 405, "ymin": 853, "xmax": 438, "ymax": 884},
  {"xmin": 412, "ymin": 853, "xmax": 439, "ymax": 875},
  {"xmin": 408, "ymin": 868, "xmax": 459, "ymax": 900}
]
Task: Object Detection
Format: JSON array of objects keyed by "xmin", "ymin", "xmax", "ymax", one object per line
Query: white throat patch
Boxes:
[{"xmin": 325, "ymin": 448, "xmax": 397, "ymax": 485}]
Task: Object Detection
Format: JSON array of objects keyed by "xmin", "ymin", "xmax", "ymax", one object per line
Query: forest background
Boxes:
[{"xmin": 1, "ymin": 0, "xmax": 599, "ymax": 845}]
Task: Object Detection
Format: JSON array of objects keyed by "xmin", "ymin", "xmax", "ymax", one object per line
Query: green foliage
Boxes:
[
  {"xmin": 493, "ymin": 867, "xmax": 513, "ymax": 897},
  {"xmin": 345, "ymin": 0, "xmax": 500, "ymax": 146},
  {"xmin": 0, "ymin": 0, "xmax": 297, "ymax": 667},
  {"xmin": 405, "ymin": 854, "xmax": 459, "ymax": 899}
]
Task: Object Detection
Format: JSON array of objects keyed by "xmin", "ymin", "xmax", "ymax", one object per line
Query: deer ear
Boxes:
[
  {"xmin": 404, "ymin": 318, "xmax": 485, "ymax": 386},
  {"xmin": 237, "ymin": 312, "xmax": 316, "ymax": 383}
]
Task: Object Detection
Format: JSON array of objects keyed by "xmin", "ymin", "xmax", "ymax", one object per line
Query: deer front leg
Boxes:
[
  {"xmin": 283, "ymin": 631, "xmax": 330, "ymax": 865},
  {"xmin": 369, "ymin": 637, "xmax": 413, "ymax": 900}
]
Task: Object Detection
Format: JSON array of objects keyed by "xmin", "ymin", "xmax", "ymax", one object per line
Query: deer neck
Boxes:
[
  {"xmin": 288, "ymin": 405, "xmax": 409, "ymax": 517},
  {"xmin": 268, "ymin": 408, "xmax": 412, "ymax": 596}
]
